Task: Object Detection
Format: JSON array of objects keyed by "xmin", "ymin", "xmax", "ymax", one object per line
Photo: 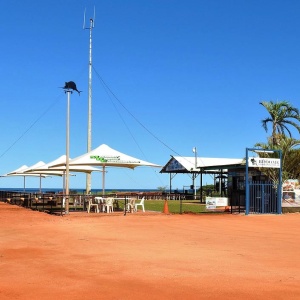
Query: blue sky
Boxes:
[{"xmin": 1, "ymin": 0, "xmax": 300, "ymax": 191}]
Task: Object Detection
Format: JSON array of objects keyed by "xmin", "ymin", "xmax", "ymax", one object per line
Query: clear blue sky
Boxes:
[{"xmin": 1, "ymin": 0, "xmax": 300, "ymax": 190}]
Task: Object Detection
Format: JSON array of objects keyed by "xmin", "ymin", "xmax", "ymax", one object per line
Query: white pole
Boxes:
[
  {"xmin": 102, "ymin": 166, "xmax": 105, "ymax": 196},
  {"xmin": 65, "ymin": 90, "xmax": 71, "ymax": 213},
  {"xmin": 193, "ymin": 147, "xmax": 197, "ymax": 200},
  {"xmin": 63, "ymin": 172, "xmax": 66, "ymax": 194},
  {"xmin": 86, "ymin": 17, "xmax": 94, "ymax": 194}
]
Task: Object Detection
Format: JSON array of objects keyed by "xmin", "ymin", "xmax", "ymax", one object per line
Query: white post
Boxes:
[
  {"xmin": 86, "ymin": 16, "xmax": 94, "ymax": 194},
  {"xmin": 65, "ymin": 90, "xmax": 71, "ymax": 214},
  {"xmin": 102, "ymin": 166, "xmax": 105, "ymax": 196},
  {"xmin": 39, "ymin": 175, "xmax": 42, "ymax": 194},
  {"xmin": 192, "ymin": 147, "xmax": 197, "ymax": 200}
]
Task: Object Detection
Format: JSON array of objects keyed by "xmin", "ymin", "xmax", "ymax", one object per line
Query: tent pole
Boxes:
[
  {"xmin": 102, "ymin": 166, "xmax": 105, "ymax": 196},
  {"xmin": 63, "ymin": 172, "xmax": 66, "ymax": 194}
]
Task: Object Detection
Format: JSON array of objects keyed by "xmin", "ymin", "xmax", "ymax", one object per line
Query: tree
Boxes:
[
  {"xmin": 255, "ymin": 135, "xmax": 300, "ymax": 182},
  {"xmin": 157, "ymin": 186, "xmax": 167, "ymax": 192},
  {"xmin": 260, "ymin": 101, "xmax": 300, "ymax": 146}
]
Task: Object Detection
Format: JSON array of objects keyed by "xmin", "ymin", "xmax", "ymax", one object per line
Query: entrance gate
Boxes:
[
  {"xmin": 249, "ymin": 181, "xmax": 278, "ymax": 214},
  {"xmin": 245, "ymin": 148, "xmax": 282, "ymax": 215}
]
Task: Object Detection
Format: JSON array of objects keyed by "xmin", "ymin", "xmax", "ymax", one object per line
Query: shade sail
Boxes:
[
  {"xmin": 25, "ymin": 155, "xmax": 102, "ymax": 173},
  {"xmin": 52, "ymin": 144, "xmax": 161, "ymax": 195},
  {"xmin": 23, "ymin": 156, "xmax": 101, "ymax": 193},
  {"xmin": 2, "ymin": 165, "xmax": 35, "ymax": 177},
  {"xmin": 5, "ymin": 163, "xmax": 55, "ymax": 177},
  {"xmin": 62, "ymin": 144, "xmax": 161, "ymax": 169},
  {"xmin": 20, "ymin": 161, "xmax": 67, "ymax": 177},
  {"xmin": 2, "ymin": 162, "xmax": 53, "ymax": 193}
]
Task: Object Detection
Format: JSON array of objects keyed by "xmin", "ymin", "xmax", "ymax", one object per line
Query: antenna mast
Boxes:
[{"xmin": 83, "ymin": 7, "xmax": 95, "ymax": 194}]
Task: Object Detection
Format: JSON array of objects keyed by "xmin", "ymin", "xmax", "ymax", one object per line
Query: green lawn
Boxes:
[
  {"xmin": 129, "ymin": 199, "xmax": 209, "ymax": 214},
  {"xmin": 68, "ymin": 198, "xmax": 227, "ymax": 214}
]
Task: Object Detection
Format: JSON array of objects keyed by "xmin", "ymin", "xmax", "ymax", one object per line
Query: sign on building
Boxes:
[{"xmin": 248, "ymin": 157, "xmax": 280, "ymax": 168}]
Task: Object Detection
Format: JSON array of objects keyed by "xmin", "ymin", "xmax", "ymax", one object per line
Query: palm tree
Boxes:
[
  {"xmin": 260, "ymin": 101, "xmax": 300, "ymax": 145},
  {"xmin": 255, "ymin": 136, "xmax": 300, "ymax": 182}
]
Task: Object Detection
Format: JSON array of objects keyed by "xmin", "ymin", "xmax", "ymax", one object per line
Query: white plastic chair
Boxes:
[
  {"xmin": 126, "ymin": 198, "xmax": 136, "ymax": 213},
  {"xmin": 87, "ymin": 198, "xmax": 99, "ymax": 213},
  {"xmin": 134, "ymin": 197, "xmax": 145, "ymax": 212},
  {"xmin": 104, "ymin": 197, "xmax": 114, "ymax": 213},
  {"xmin": 95, "ymin": 197, "xmax": 105, "ymax": 212}
]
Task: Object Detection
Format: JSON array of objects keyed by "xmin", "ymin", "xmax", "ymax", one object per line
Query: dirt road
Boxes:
[{"xmin": 1, "ymin": 202, "xmax": 300, "ymax": 299}]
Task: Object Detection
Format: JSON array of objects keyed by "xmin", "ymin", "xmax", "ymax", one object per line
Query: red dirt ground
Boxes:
[{"xmin": 1, "ymin": 202, "xmax": 300, "ymax": 300}]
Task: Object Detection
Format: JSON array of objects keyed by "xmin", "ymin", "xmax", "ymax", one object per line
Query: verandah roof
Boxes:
[{"xmin": 160, "ymin": 156, "xmax": 244, "ymax": 174}]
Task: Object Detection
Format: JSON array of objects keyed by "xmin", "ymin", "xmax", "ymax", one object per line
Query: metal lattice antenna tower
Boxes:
[{"xmin": 83, "ymin": 7, "xmax": 95, "ymax": 194}]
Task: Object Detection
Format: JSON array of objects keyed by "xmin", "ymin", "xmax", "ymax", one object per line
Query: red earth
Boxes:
[{"xmin": 1, "ymin": 202, "xmax": 300, "ymax": 300}]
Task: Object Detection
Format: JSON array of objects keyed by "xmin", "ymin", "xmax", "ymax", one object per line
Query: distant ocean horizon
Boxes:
[{"xmin": 0, "ymin": 187, "xmax": 165, "ymax": 194}]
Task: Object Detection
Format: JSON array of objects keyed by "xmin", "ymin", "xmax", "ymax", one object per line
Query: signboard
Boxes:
[
  {"xmin": 90, "ymin": 155, "xmax": 139, "ymax": 164},
  {"xmin": 248, "ymin": 157, "xmax": 280, "ymax": 168},
  {"xmin": 206, "ymin": 197, "xmax": 228, "ymax": 209},
  {"xmin": 282, "ymin": 179, "xmax": 300, "ymax": 207},
  {"xmin": 165, "ymin": 158, "xmax": 186, "ymax": 172}
]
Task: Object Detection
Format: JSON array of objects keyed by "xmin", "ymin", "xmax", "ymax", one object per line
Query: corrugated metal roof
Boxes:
[{"xmin": 160, "ymin": 156, "xmax": 244, "ymax": 173}]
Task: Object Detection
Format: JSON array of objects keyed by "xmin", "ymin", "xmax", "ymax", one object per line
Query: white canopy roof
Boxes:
[
  {"xmin": 56, "ymin": 144, "xmax": 161, "ymax": 169},
  {"xmin": 4, "ymin": 164, "xmax": 29, "ymax": 175},
  {"xmin": 25, "ymin": 155, "xmax": 101, "ymax": 173},
  {"xmin": 5, "ymin": 162, "xmax": 56, "ymax": 176},
  {"xmin": 51, "ymin": 144, "xmax": 161, "ymax": 195},
  {"xmin": 2, "ymin": 164, "xmax": 49, "ymax": 179},
  {"xmin": 2, "ymin": 162, "xmax": 57, "ymax": 193}
]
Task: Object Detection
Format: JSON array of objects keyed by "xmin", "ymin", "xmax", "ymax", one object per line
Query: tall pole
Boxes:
[
  {"xmin": 245, "ymin": 148, "xmax": 250, "ymax": 215},
  {"xmin": 65, "ymin": 90, "xmax": 71, "ymax": 214},
  {"xmin": 85, "ymin": 16, "xmax": 94, "ymax": 194},
  {"xmin": 193, "ymin": 147, "xmax": 197, "ymax": 200},
  {"xmin": 62, "ymin": 81, "xmax": 80, "ymax": 213},
  {"xmin": 200, "ymin": 173, "xmax": 203, "ymax": 203},
  {"xmin": 277, "ymin": 150, "xmax": 282, "ymax": 214}
]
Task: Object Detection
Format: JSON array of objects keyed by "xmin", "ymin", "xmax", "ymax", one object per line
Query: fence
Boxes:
[{"xmin": 248, "ymin": 181, "xmax": 279, "ymax": 214}]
